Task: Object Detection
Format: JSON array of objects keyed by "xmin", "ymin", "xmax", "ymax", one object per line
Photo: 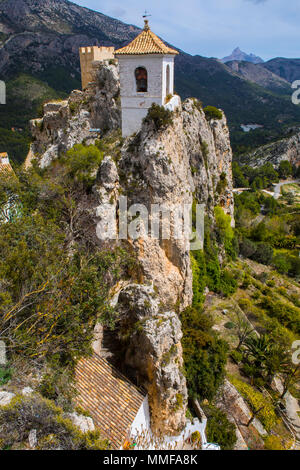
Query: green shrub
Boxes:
[
  {"xmin": 0, "ymin": 366, "xmax": 12, "ymax": 386},
  {"xmin": 61, "ymin": 144, "xmax": 103, "ymax": 187},
  {"xmin": 233, "ymin": 163, "xmax": 279, "ymax": 190},
  {"xmin": 214, "ymin": 206, "xmax": 235, "ymax": 258},
  {"xmin": 38, "ymin": 369, "xmax": 76, "ymax": 410},
  {"xmin": 191, "ymin": 430, "xmax": 201, "ymax": 444},
  {"xmin": 231, "ymin": 350, "xmax": 243, "ymax": 364},
  {"xmin": 251, "ymin": 243, "xmax": 273, "ymax": 265},
  {"xmin": 0, "ymin": 395, "xmax": 110, "ymax": 450},
  {"xmin": 204, "ymin": 106, "xmax": 223, "ymax": 121},
  {"xmin": 239, "ymin": 238, "xmax": 257, "ymax": 259},
  {"xmin": 165, "ymin": 93, "xmax": 173, "ymax": 104},
  {"xmin": 203, "ymin": 405, "xmax": 237, "ymax": 450},
  {"xmin": 232, "ymin": 162, "xmax": 249, "ymax": 188},
  {"xmin": 219, "ymin": 270, "xmax": 238, "ymax": 297},
  {"xmin": 272, "ymin": 252, "xmax": 291, "ymax": 274},
  {"xmin": 191, "ymin": 251, "xmax": 206, "ymax": 307},
  {"xmin": 143, "ymin": 103, "xmax": 173, "ymax": 130},
  {"xmin": 289, "ymin": 256, "xmax": 300, "ymax": 278},
  {"xmin": 264, "ymin": 435, "xmax": 284, "ymax": 450},
  {"xmin": 260, "ymin": 296, "xmax": 300, "ymax": 335},
  {"xmin": 278, "ymin": 160, "xmax": 293, "ymax": 179},
  {"xmin": 181, "ymin": 307, "xmax": 228, "ymax": 401},
  {"xmin": 241, "ymin": 273, "xmax": 252, "ymax": 288},
  {"xmin": 216, "ymin": 172, "xmax": 228, "ymax": 195},
  {"xmin": 224, "ymin": 322, "xmax": 235, "ymax": 330},
  {"xmin": 69, "ymin": 102, "xmax": 78, "ymax": 115},
  {"xmin": 230, "ymin": 376, "xmax": 277, "ymax": 431}
]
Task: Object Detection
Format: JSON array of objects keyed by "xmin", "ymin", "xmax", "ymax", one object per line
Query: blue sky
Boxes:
[{"xmin": 73, "ymin": 0, "xmax": 299, "ymax": 60}]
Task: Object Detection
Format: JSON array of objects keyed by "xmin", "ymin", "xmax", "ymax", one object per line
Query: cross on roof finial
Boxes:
[{"xmin": 143, "ymin": 10, "xmax": 151, "ymax": 30}]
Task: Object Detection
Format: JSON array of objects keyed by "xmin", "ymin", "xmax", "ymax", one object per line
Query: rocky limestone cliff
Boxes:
[
  {"xmin": 239, "ymin": 130, "xmax": 300, "ymax": 169},
  {"xmin": 28, "ymin": 61, "xmax": 120, "ymax": 168},
  {"xmin": 117, "ymin": 284, "xmax": 187, "ymax": 436},
  {"xmin": 29, "ymin": 62, "xmax": 234, "ymax": 437}
]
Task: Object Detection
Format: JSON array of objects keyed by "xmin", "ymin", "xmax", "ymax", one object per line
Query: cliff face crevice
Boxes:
[{"xmin": 30, "ymin": 63, "xmax": 234, "ymax": 437}]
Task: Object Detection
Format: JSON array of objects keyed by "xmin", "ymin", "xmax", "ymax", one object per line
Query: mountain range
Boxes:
[
  {"xmin": 221, "ymin": 47, "xmax": 264, "ymax": 64},
  {"xmin": 1, "ymin": 0, "xmax": 300, "ymax": 163}
]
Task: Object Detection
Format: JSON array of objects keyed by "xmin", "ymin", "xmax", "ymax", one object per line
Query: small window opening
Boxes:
[{"xmin": 135, "ymin": 67, "xmax": 148, "ymax": 92}]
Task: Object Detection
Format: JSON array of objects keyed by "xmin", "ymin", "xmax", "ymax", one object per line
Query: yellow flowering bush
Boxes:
[{"xmin": 229, "ymin": 376, "xmax": 277, "ymax": 431}]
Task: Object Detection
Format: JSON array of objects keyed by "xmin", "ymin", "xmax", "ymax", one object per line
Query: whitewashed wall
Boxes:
[{"xmin": 117, "ymin": 54, "xmax": 175, "ymax": 137}]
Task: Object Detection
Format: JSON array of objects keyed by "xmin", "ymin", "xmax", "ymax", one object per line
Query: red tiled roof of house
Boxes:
[{"xmin": 75, "ymin": 354, "xmax": 146, "ymax": 449}]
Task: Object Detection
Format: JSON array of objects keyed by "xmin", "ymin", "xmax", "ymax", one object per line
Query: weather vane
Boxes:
[{"xmin": 143, "ymin": 10, "xmax": 152, "ymax": 19}]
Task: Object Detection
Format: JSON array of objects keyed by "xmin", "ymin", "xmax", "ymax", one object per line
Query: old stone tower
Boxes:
[
  {"xmin": 79, "ymin": 46, "xmax": 115, "ymax": 89},
  {"xmin": 115, "ymin": 20, "xmax": 179, "ymax": 137}
]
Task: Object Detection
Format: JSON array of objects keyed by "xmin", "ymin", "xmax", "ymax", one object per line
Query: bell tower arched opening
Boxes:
[
  {"xmin": 135, "ymin": 67, "xmax": 148, "ymax": 93},
  {"xmin": 166, "ymin": 65, "xmax": 170, "ymax": 96}
]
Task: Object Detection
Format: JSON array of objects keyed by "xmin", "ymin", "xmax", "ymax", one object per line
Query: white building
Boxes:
[{"xmin": 115, "ymin": 20, "xmax": 179, "ymax": 137}]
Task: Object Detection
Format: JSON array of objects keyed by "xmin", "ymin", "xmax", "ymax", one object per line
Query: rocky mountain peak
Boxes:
[{"xmin": 221, "ymin": 47, "xmax": 264, "ymax": 64}]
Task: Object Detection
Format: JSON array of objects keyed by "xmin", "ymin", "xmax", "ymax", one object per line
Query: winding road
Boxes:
[{"xmin": 272, "ymin": 180, "xmax": 300, "ymax": 199}]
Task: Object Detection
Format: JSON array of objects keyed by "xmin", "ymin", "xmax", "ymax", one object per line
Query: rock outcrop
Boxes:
[
  {"xmin": 0, "ymin": 391, "xmax": 15, "ymax": 406},
  {"xmin": 28, "ymin": 61, "xmax": 121, "ymax": 168},
  {"xmin": 116, "ymin": 98, "xmax": 234, "ymax": 310},
  {"xmin": 239, "ymin": 130, "xmax": 300, "ymax": 169},
  {"xmin": 65, "ymin": 412, "xmax": 95, "ymax": 433},
  {"xmin": 215, "ymin": 379, "xmax": 265, "ymax": 450},
  {"xmin": 182, "ymin": 99, "xmax": 234, "ymax": 221},
  {"xmin": 118, "ymin": 284, "xmax": 187, "ymax": 436}
]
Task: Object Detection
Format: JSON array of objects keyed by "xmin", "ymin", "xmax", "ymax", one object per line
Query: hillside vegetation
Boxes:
[{"xmin": 0, "ymin": 142, "xmax": 136, "ymax": 449}]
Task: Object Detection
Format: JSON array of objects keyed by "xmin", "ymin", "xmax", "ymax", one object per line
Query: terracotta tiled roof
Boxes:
[
  {"xmin": 115, "ymin": 20, "xmax": 178, "ymax": 56},
  {"xmin": 75, "ymin": 354, "xmax": 146, "ymax": 449}
]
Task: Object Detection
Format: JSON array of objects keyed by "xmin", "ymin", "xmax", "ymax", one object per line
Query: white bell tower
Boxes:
[{"xmin": 115, "ymin": 20, "xmax": 179, "ymax": 137}]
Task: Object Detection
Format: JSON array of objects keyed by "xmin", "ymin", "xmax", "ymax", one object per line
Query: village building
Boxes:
[
  {"xmin": 75, "ymin": 353, "xmax": 148, "ymax": 450},
  {"xmin": 114, "ymin": 19, "xmax": 179, "ymax": 137},
  {"xmin": 75, "ymin": 353, "xmax": 219, "ymax": 450},
  {"xmin": 79, "ymin": 20, "xmax": 180, "ymax": 137}
]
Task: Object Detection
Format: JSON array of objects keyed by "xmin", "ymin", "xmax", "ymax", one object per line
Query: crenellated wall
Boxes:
[{"xmin": 79, "ymin": 46, "xmax": 115, "ymax": 90}]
